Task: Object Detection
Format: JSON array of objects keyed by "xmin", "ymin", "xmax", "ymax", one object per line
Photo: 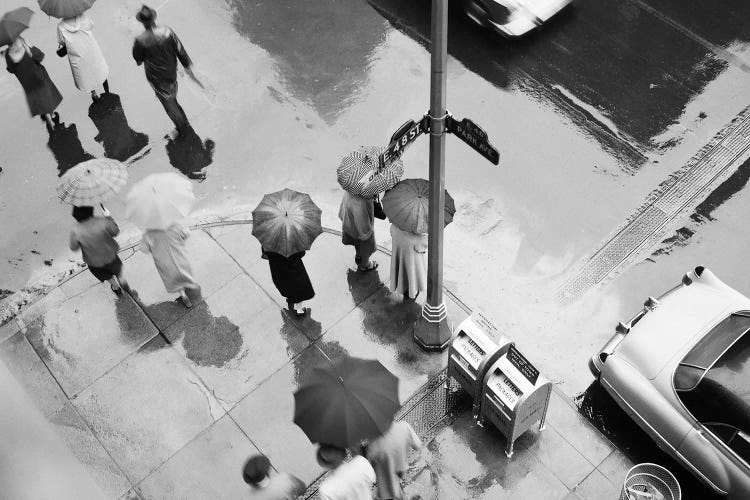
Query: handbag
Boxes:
[
  {"xmin": 56, "ymin": 44, "xmax": 67, "ymax": 57},
  {"xmin": 373, "ymin": 195, "xmax": 386, "ymax": 220}
]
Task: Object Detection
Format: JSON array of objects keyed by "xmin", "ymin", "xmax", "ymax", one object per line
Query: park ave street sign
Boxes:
[
  {"xmin": 446, "ymin": 116, "xmax": 500, "ymax": 165},
  {"xmin": 379, "ymin": 113, "xmax": 500, "ymax": 168}
]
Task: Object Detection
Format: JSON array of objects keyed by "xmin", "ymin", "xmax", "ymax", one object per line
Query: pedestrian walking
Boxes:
[
  {"xmin": 365, "ymin": 421, "xmax": 422, "ymax": 500},
  {"xmin": 132, "ymin": 4, "xmax": 199, "ymax": 135},
  {"xmin": 242, "ymin": 454, "xmax": 305, "ymax": 499},
  {"xmin": 389, "ymin": 224, "xmax": 427, "ymax": 300},
  {"xmin": 316, "ymin": 445, "xmax": 376, "ymax": 500},
  {"xmin": 139, "ymin": 223, "xmax": 199, "ymax": 308},
  {"xmin": 262, "ymin": 249, "xmax": 314, "ymax": 318},
  {"xmin": 339, "ymin": 191, "xmax": 378, "ymax": 272},
  {"xmin": 56, "ymin": 13, "xmax": 109, "ymax": 102},
  {"xmin": 69, "ymin": 205, "xmax": 129, "ymax": 295},
  {"xmin": 5, "ymin": 36, "xmax": 62, "ymax": 130}
]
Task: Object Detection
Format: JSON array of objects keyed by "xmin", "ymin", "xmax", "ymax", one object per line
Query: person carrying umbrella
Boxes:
[
  {"xmin": 316, "ymin": 445, "xmax": 376, "ymax": 500},
  {"xmin": 60, "ymin": 158, "xmax": 129, "ymax": 294},
  {"xmin": 382, "ymin": 179, "xmax": 455, "ymax": 301},
  {"xmin": 132, "ymin": 4, "xmax": 200, "ymax": 135},
  {"xmin": 252, "ymin": 189, "xmax": 321, "ymax": 318},
  {"xmin": 69, "ymin": 205, "xmax": 130, "ymax": 294},
  {"xmin": 2, "ymin": 7, "xmax": 62, "ymax": 130},
  {"xmin": 336, "ymin": 147, "xmax": 404, "ymax": 273},
  {"xmin": 126, "ymin": 172, "xmax": 200, "ymax": 308},
  {"xmin": 52, "ymin": 0, "xmax": 111, "ymax": 103}
]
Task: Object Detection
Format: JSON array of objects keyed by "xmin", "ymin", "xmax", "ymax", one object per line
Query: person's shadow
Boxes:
[
  {"xmin": 165, "ymin": 127, "xmax": 215, "ymax": 180},
  {"xmin": 47, "ymin": 122, "xmax": 95, "ymax": 177},
  {"xmin": 88, "ymin": 92, "xmax": 149, "ymax": 162}
]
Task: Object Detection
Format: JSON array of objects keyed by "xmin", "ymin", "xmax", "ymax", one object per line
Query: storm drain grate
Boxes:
[{"xmin": 556, "ymin": 106, "xmax": 750, "ymax": 304}]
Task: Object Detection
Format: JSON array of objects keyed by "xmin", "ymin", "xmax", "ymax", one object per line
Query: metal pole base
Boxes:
[{"xmin": 413, "ymin": 301, "xmax": 451, "ymax": 351}]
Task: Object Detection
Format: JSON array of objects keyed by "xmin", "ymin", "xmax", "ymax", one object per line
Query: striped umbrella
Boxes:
[
  {"xmin": 336, "ymin": 146, "xmax": 404, "ymax": 198},
  {"xmin": 0, "ymin": 7, "xmax": 33, "ymax": 47},
  {"xmin": 252, "ymin": 188, "xmax": 322, "ymax": 257},
  {"xmin": 37, "ymin": 0, "xmax": 95, "ymax": 19},
  {"xmin": 57, "ymin": 158, "xmax": 127, "ymax": 206}
]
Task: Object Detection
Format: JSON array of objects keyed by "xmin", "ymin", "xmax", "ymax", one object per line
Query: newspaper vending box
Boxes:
[
  {"xmin": 448, "ymin": 311, "xmax": 512, "ymax": 417},
  {"xmin": 480, "ymin": 344, "xmax": 552, "ymax": 457}
]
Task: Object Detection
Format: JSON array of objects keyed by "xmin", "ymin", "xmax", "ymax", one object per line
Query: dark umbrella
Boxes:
[
  {"xmin": 252, "ymin": 188, "xmax": 323, "ymax": 257},
  {"xmin": 37, "ymin": 0, "xmax": 95, "ymax": 19},
  {"xmin": 382, "ymin": 178, "xmax": 455, "ymax": 234},
  {"xmin": 293, "ymin": 357, "xmax": 400, "ymax": 448},
  {"xmin": 0, "ymin": 7, "xmax": 33, "ymax": 47}
]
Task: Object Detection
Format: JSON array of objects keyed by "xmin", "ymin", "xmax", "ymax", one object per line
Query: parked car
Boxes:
[
  {"xmin": 590, "ymin": 266, "xmax": 750, "ymax": 498},
  {"xmin": 460, "ymin": 0, "xmax": 572, "ymax": 37}
]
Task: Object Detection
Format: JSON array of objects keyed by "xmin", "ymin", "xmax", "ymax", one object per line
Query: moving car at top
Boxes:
[
  {"xmin": 590, "ymin": 267, "xmax": 750, "ymax": 499},
  {"xmin": 460, "ymin": 0, "xmax": 572, "ymax": 37}
]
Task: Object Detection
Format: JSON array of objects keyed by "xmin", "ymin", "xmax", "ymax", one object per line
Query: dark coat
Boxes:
[
  {"xmin": 264, "ymin": 250, "xmax": 315, "ymax": 303},
  {"xmin": 6, "ymin": 47, "xmax": 62, "ymax": 116}
]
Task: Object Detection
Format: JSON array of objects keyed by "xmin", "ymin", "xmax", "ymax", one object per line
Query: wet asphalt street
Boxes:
[{"xmin": 2, "ymin": 1, "xmax": 750, "ymax": 496}]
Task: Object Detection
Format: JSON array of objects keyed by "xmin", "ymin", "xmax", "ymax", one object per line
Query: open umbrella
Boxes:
[
  {"xmin": 293, "ymin": 357, "xmax": 400, "ymax": 448},
  {"xmin": 125, "ymin": 172, "xmax": 196, "ymax": 230},
  {"xmin": 37, "ymin": 0, "xmax": 95, "ymax": 19},
  {"xmin": 337, "ymin": 146, "xmax": 404, "ymax": 198},
  {"xmin": 251, "ymin": 188, "xmax": 322, "ymax": 257},
  {"xmin": 382, "ymin": 178, "xmax": 455, "ymax": 234},
  {"xmin": 0, "ymin": 7, "xmax": 33, "ymax": 47},
  {"xmin": 57, "ymin": 158, "xmax": 127, "ymax": 206}
]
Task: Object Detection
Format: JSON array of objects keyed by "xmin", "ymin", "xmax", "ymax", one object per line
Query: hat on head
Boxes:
[
  {"xmin": 316, "ymin": 445, "xmax": 346, "ymax": 469},
  {"xmin": 242, "ymin": 455, "xmax": 270, "ymax": 485},
  {"xmin": 135, "ymin": 5, "xmax": 157, "ymax": 23}
]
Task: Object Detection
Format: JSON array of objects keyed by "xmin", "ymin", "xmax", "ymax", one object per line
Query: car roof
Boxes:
[{"xmin": 676, "ymin": 317, "xmax": 750, "ymax": 434}]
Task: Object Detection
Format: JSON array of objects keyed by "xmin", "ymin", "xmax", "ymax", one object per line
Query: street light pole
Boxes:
[{"xmin": 414, "ymin": 0, "xmax": 452, "ymax": 350}]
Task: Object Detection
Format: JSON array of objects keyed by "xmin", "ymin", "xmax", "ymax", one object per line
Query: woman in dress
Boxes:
[
  {"xmin": 389, "ymin": 224, "xmax": 427, "ymax": 300},
  {"xmin": 262, "ymin": 249, "xmax": 315, "ymax": 318},
  {"xmin": 5, "ymin": 36, "xmax": 62, "ymax": 130},
  {"xmin": 57, "ymin": 14, "xmax": 110, "ymax": 102},
  {"xmin": 339, "ymin": 191, "xmax": 378, "ymax": 272},
  {"xmin": 139, "ymin": 222, "xmax": 199, "ymax": 308}
]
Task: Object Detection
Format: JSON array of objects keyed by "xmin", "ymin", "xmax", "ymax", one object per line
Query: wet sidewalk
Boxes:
[{"xmin": 0, "ymin": 218, "xmax": 632, "ymax": 499}]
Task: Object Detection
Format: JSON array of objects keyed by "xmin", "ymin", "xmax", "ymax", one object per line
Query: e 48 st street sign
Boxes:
[
  {"xmin": 379, "ymin": 116, "xmax": 429, "ymax": 169},
  {"xmin": 379, "ymin": 113, "xmax": 500, "ymax": 168},
  {"xmin": 446, "ymin": 116, "xmax": 500, "ymax": 165}
]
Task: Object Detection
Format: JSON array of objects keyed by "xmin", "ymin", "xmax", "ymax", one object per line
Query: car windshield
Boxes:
[{"xmin": 675, "ymin": 314, "xmax": 750, "ymax": 435}]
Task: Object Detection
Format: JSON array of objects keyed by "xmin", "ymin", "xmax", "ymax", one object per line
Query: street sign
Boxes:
[
  {"xmin": 379, "ymin": 115, "xmax": 429, "ymax": 168},
  {"xmin": 446, "ymin": 116, "xmax": 499, "ymax": 165}
]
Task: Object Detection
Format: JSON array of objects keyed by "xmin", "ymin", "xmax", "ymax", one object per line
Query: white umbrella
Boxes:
[{"xmin": 125, "ymin": 173, "xmax": 195, "ymax": 230}]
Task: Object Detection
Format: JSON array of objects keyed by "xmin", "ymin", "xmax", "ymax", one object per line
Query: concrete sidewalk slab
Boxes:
[
  {"xmin": 23, "ymin": 287, "xmax": 158, "ymax": 397},
  {"xmin": 73, "ymin": 336, "xmax": 224, "ymax": 484},
  {"xmin": 0, "ymin": 221, "xmax": 632, "ymax": 499}
]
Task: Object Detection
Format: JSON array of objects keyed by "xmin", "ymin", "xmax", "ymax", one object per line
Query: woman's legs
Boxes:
[
  {"xmin": 42, "ymin": 113, "xmax": 55, "ymax": 128},
  {"xmin": 102, "ymin": 79, "xmax": 109, "ymax": 94},
  {"xmin": 179, "ymin": 289, "xmax": 192, "ymax": 308}
]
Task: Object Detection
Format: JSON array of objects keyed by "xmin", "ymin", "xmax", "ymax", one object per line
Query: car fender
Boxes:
[
  {"xmin": 601, "ymin": 356, "xmax": 691, "ymax": 452},
  {"xmin": 677, "ymin": 428, "xmax": 730, "ymax": 495}
]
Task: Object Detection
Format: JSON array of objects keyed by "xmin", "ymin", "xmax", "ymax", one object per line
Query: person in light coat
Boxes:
[
  {"xmin": 389, "ymin": 225, "xmax": 427, "ymax": 300},
  {"xmin": 317, "ymin": 445, "xmax": 376, "ymax": 500},
  {"xmin": 57, "ymin": 14, "xmax": 110, "ymax": 102},
  {"xmin": 365, "ymin": 421, "xmax": 422, "ymax": 500},
  {"xmin": 139, "ymin": 222, "xmax": 199, "ymax": 307},
  {"xmin": 339, "ymin": 191, "xmax": 378, "ymax": 272}
]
